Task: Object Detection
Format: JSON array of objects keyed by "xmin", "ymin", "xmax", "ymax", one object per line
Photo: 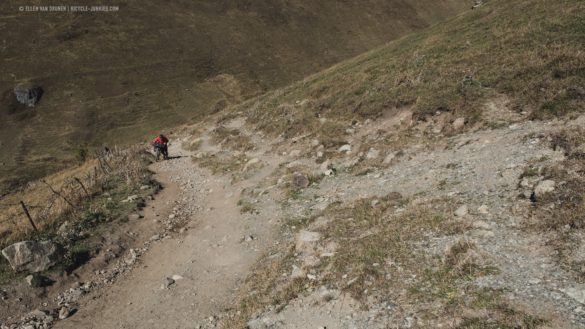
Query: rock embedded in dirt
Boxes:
[
  {"xmin": 289, "ymin": 150, "xmax": 301, "ymax": 157},
  {"xmin": 561, "ymin": 286, "xmax": 585, "ymax": 304},
  {"xmin": 123, "ymin": 195, "xmax": 139, "ymax": 203},
  {"xmin": 534, "ymin": 180, "xmax": 555, "ymax": 197},
  {"xmin": 128, "ymin": 213, "xmax": 141, "ymax": 221},
  {"xmin": 477, "ymin": 205, "xmax": 489, "ymax": 214},
  {"xmin": 58, "ymin": 307, "xmax": 71, "ymax": 320},
  {"xmin": 296, "ymin": 230, "xmax": 321, "ymax": 255},
  {"xmin": 1, "ymin": 240, "xmax": 62, "ymax": 272},
  {"xmin": 14, "ymin": 83, "xmax": 44, "ymax": 107},
  {"xmin": 125, "ymin": 249, "xmax": 138, "ymax": 265},
  {"xmin": 366, "ymin": 148, "xmax": 380, "ymax": 159},
  {"xmin": 291, "ymin": 172, "xmax": 310, "ymax": 189},
  {"xmin": 23, "ymin": 309, "xmax": 54, "ymax": 325},
  {"xmin": 25, "ymin": 273, "xmax": 50, "ymax": 288},
  {"xmin": 338, "ymin": 144, "xmax": 352, "ymax": 153},
  {"xmin": 163, "ymin": 277, "xmax": 175, "ymax": 289},
  {"xmin": 291, "ymin": 265, "xmax": 306, "ymax": 279},
  {"xmin": 452, "ymin": 117, "xmax": 466, "ymax": 131},
  {"xmin": 454, "ymin": 205, "xmax": 468, "ymax": 217},
  {"xmin": 383, "ymin": 152, "xmax": 397, "ymax": 165}
]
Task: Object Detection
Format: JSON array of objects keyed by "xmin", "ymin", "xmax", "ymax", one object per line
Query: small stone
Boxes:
[
  {"xmin": 291, "ymin": 172, "xmax": 310, "ymax": 189},
  {"xmin": 128, "ymin": 213, "xmax": 140, "ymax": 221},
  {"xmin": 453, "ymin": 117, "xmax": 466, "ymax": 131},
  {"xmin": 477, "ymin": 205, "xmax": 489, "ymax": 214},
  {"xmin": 534, "ymin": 180, "xmax": 555, "ymax": 197},
  {"xmin": 168, "ymin": 214, "xmax": 176, "ymax": 220},
  {"xmin": 25, "ymin": 273, "xmax": 48, "ymax": 288},
  {"xmin": 296, "ymin": 231, "xmax": 321, "ymax": 255},
  {"xmin": 562, "ymin": 286, "xmax": 585, "ymax": 304},
  {"xmin": 454, "ymin": 205, "xmax": 468, "ymax": 217},
  {"xmin": 171, "ymin": 274, "xmax": 184, "ymax": 281},
  {"xmin": 291, "ymin": 265, "xmax": 306, "ymax": 279},
  {"xmin": 289, "ymin": 150, "xmax": 301, "ymax": 157},
  {"xmin": 58, "ymin": 307, "xmax": 70, "ymax": 320},
  {"xmin": 163, "ymin": 277, "xmax": 175, "ymax": 289},
  {"xmin": 126, "ymin": 195, "xmax": 139, "ymax": 202},
  {"xmin": 244, "ymin": 235, "xmax": 254, "ymax": 242},
  {"xmin": 472, "ymin": 221, "xmax": 490, "ymax": 229},
  {"xmin": 125, "ymin": 249, "xmax": 137, "ymax": 265},
  {"xmin": 140, "ymin": 185, "xmax": 150, "ymax": 190},
  {"xmin": 338, "ymin": 144, "xmax": 352, "ymax": 153},
  {"xmin": 366, "ymin": 148, "xmax": 380, "ymax": 159},
  {"xmin": 383, "ymin": 152, "xmax": 396, "ymax": 164}
]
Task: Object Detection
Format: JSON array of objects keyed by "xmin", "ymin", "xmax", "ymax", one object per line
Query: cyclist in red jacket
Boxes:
[{"xmin": 153, "ymin": 134, "xmax": 169, "ymax": 160}]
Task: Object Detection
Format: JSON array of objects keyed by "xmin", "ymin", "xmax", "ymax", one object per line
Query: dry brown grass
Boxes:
[
  {"xmin": 1, "ymin": 0, "xmax": 467, "ymax": 194},
  {"xmin": 0, "ymin": 146, "xmax": 152, "ymax": 246},
  {"xmin": 220, "ymin": 194, "xmax": 540, "ymax": 328},
  {"xmin": 529, "ymin": 127, "xmax": 585, "ymax": 280},
  {"xmin": 211, "ymin": 126, "xmax": 254, "ymax": 152},
  {"xmin": 239, "ymin": 0, "xmax": 585, "ymax": 144}
]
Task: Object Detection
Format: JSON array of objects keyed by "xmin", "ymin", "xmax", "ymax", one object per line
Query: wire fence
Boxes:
[{"xmin": 0, "ymin": 145, "xmax": 151, "ymax": 243}]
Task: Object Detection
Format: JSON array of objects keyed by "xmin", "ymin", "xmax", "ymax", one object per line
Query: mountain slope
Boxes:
[
  {"xmin": 0, "ymin": 0, "xmax": 467, "ymax": 193},
  {"xmin": 240, "ymin": 0, "xmax": 585, "ymax": 140}
]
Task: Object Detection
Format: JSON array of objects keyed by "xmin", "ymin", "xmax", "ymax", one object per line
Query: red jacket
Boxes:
[{"xmin": 153, "ymin": 135, "xmax": 168, "ymax": 145}]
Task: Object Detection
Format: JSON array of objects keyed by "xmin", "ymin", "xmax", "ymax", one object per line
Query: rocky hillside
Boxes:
[
  {"xmin": 0, "ymin": 0, "xmax": 467, "ymax": 194},
  {"xmin": 3, "ymin": 0, "xmax": 585, "ymax": 328}
]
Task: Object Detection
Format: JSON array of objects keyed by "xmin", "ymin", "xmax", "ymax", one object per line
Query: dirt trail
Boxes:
[
  {"xmin": 55, "ymin": 130, "xmax": 284, "ymax": 329},
  {"xmin": 46, "ymin": 113, "xmax": 585, "ymax": 328}
]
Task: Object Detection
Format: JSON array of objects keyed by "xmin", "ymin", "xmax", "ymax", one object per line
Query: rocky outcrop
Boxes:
[
  {"xmin": 1, "ymin": 240, "xmax": 62, "ymax": 272},
  {"xmin": 14, "ymin": 83, "xmax": 43, "ymax": 107}
]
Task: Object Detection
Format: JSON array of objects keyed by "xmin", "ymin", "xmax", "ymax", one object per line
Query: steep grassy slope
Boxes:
[
  {"xmin": 241, "ymin": 0, "xmax": 585, "ymax": 139},
  {"xmin": 0, "ymin": 0, "xmax": 467, "ymax": 194}
]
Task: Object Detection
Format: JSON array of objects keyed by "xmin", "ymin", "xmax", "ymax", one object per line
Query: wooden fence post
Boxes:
[
  {"xmin": 20, "ymin": 201, "xmax": 38, "ymax": 232},
  {"xmin": 74, "ymin": 177, "xmax": 90, "ymax": 198}
]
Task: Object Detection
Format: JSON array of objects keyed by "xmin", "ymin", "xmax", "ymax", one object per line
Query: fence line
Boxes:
[{"xmin": 0, "ymin": 145, "xmax": 150, "ymax": 241}]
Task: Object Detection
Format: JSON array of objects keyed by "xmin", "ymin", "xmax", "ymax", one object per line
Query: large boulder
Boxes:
[
  {"xmin": 1, "ymin": 240, "xmax": 62, "ymax": 272},
  {"xmin": 14, "ymin": 84, "xmax": 43, "ymax": 107}
]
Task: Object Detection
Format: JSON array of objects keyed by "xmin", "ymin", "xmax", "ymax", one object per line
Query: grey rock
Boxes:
[
  {"xmin": 163, "ymin": 277, "xmax": 175, "ymax": 289},
  {"xmin": 58, "ymin": 307, "xmax": 70, "ymax": 320},
  {"xmin": 562, "ymin": 286, "xmax": 585, "ymax": 304},
  {"xmin": 2, "ymin": 240, "xmax": 62, "ymax": 272},
  {"xmin": 290, "ymin": 265, "xmax": 306, "ymax": 279},
  {"xmin": 534, "ymin": 180, "xmax": 555, "ymax": 197},
  {"xmin": 366, "ymin": 148, "xmax": 380, "ymax": 159},
  {"xmin": 383, "ymin": 152, "xmax": 397, "ymax": 165},
  {"xmin": 454, "ymin": 205, "xmax": 468, "ymax": 217},
  {"xmin": 291, "ymin": 172, "xmax": 310, "ymax": 189},
  {"xmin": 477, "ymin": 205, "xmax": 489, "ymax": 214},
  {"xmin": 338, "ymin": 144, "xmax": 352, "ymax": 153},
  {"xmin": 296, "ymin": 230, "xmax": 321, "ymax": 255},
  {"xmin": 453, "ymin": 117, "xmax": 466, "ymax": 131},
  {"xmin": 14, "ymin": 84, "xmax": 43, "ymax": 107}
]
